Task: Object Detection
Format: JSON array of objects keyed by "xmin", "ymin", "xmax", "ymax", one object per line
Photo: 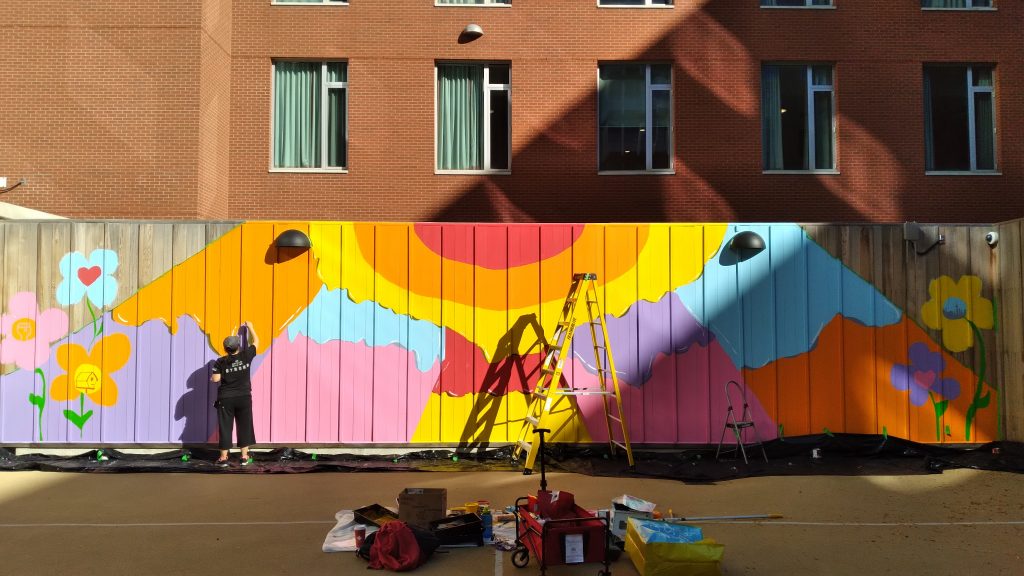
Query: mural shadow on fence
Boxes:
[
  {"xmin": 174, "ymin": 361, "xmax": 214, "ymax": 444},
  {"xmin": 456, "ymin": 314, "xmax": 547, "ymax": 455}
]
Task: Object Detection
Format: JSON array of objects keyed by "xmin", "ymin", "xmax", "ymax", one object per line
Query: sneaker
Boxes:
[
  {"xmin": 240, "ymin": 456, "xmax": 254, "ymax": 467},
  {"xmin": 215, "ymin": 458, "xmax": 230, "ymax": 468}
]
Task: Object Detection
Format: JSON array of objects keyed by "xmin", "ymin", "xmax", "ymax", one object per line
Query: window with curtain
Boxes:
[
  {"xmin": 599, "ymin": 0, "xmax": 673, "ymax": 6},
  {"xmin": 272, "ymin": 61, "xmax": 347, "ymax": 170},
  {"xmin": 761, "ymin": 0, "xmax": 831, "ymax": 6},
  {"xmin": 437, "ymin": 0, "xmax": 510, "ymax": 5},
  {"xmin": 761, "ymin": 64, "xmax": 834, "ymax": 171},
  {"xmin": 922, "ymin": 1, "xmax": 992, "ymax": 8},
  {"xmin": 924, "ymin": 64, "xmax": 996, "ymax": 172},
  {"xmin": 436, "ymin": 63, "xmax": 510, "ymax": 172},
  {"xmin": 598, "ymin": 63, "xmax": 672, "ymax": 172}
]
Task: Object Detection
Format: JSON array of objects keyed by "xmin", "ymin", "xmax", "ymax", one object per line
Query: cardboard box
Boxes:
[{"xmin": 398, "ymin": 488, "xmax": 447, "ymax": 528}]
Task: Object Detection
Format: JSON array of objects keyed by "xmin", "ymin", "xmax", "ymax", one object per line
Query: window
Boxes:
[
  {"xmin": 924, "ymin": 65, "xmax": 996, "ymax": 172},
  {"xmin": 437, "ymin": 0, "xmax": 509, "ymax": 4},
  {"xmin": 922, "ymin": 1, "xmax": 992, "ymax": 8},
  {"xmin": 272, "ymin": 61, "xmax": 347, "ymax": 170},
  {"xmin": 599, "ymin": 0, "xmax": 672, "ymax": 6},
  {"xmin": 761, "ymin": 64, "xmax": 835, "ymax": 171},
  {"xmin": 436, "ymin": 63, "xmax": 510, "ymax": 172},
  {"xmin": 761, "ymin": 0, "xmax": 831, "ymax": 6},
  {"xmin": 598, "ymin": 64, "xmax": 672, "ymax": 172}
]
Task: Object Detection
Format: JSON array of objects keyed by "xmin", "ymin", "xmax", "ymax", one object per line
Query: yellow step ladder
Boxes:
[{"xmin": 512, "ymin": 273, "xmax": 635, "ymax": 473}]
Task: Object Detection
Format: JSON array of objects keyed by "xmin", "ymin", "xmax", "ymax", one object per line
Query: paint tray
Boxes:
[{"xmin": 353, "ymin": 504, "xmax": 400, "ymax": 528}]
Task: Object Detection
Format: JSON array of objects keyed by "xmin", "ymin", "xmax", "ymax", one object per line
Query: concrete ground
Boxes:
[{"xmin": 0, "ymin": 468, "xmax": 1022, "ymax": 575}]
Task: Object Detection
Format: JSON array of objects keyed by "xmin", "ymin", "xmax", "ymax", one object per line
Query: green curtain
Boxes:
[
  {"xmin": 327, "ymin": 63, "xmax": 347, "ymax": 168},
  {"xmin": 274, "ymin": 62, "xmax": 321, "ymax": 168},
  {"xmin": 761, "ymin": 65, "xmax": 783, "ymax": 170},
  {"xmin": 922, "ymin": 1, "xmax": 968, "ymax": 7},
  {"xmin": 437, "ymin": 64, "xmax": 483, "ymax": 170}
]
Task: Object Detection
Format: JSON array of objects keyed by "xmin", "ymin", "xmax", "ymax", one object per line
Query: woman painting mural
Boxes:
[{"xmin": 211, "ymin": 321, "xmax": 259, "ymax": 467}]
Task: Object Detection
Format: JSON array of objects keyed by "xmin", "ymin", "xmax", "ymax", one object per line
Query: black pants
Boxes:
[{"xmin": 216, "ymin": 395, "xmax": 256, "ymax": 449}]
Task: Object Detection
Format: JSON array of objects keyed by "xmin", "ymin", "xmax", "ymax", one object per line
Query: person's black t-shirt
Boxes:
[{"xmin": 212, "ymin": 345, "xmax": 257, "ymax": 399}]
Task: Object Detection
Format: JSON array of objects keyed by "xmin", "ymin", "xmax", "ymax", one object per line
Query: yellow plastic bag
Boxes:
[{"xmin": 625, "ymin": 517, "xmax": 725, "ymax": 576}]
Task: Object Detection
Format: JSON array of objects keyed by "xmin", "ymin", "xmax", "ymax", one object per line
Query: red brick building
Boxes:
[{"xmin": 0, "ymin": 1, "xmax": 1019, "ymax": 222}]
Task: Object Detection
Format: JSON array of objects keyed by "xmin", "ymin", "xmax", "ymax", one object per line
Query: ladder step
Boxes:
[
  {"xmin": 555, "ymin": 390, "xmax": 615, "ymax": 396},
  {"xmin": 611, "ymin": 440, "xmax": 628, "ymax": 451},
  {"xmin": 608, "ymin": 414, "xmax": 622, "ymax": 423},
  {"xmin": 517, "ymin": 440, "xmax": 532, "ymax": 452},
  {"xmin": 525, "ymin": 416, "xmax": 540, "ymax": 427}
]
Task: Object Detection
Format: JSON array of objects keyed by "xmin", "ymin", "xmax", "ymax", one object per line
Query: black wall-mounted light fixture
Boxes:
[
  {"xmin": 729, "ymin": 230, "xmax": 766, "ymax": 253},
  {"xmin": 275, "ymin": 229, "xmax": 311, "ymax": 249},
  {"xmin": 903, "ymin": 222, "xmax": 944, "ymax": 255},
  {"xmin": 459, "ymin": 23, "xmax": 484, "ymax": 43}
]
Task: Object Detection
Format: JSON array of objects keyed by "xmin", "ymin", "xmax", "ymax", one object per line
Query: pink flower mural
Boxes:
[{"xmin": 0, "ymin": 292, "xmax": 69, "ymax": 371}]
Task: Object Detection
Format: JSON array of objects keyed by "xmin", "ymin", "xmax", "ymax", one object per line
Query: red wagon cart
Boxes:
[{"xmin": 510, "ymin": 429, "xmax": 611, "ymax": 576}]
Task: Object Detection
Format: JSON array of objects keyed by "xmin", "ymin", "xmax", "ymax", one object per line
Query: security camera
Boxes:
[{"xmin": 985, "ymin": 231, "xmax": 999, "ymax": 247}]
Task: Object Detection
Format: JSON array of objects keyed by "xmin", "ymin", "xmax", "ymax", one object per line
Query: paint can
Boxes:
[
  {"xmin": 811, "ymin": 448, "xmax": 822, "ymax": 459},
  {"xmin": 354, "ymin": 524, "xmax": 366, "ymax": 548}
]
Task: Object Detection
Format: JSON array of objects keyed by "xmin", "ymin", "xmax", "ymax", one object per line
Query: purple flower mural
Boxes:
[{"xmin": 891, "ymin": 342, "xmax": 961, "ymax": 440}]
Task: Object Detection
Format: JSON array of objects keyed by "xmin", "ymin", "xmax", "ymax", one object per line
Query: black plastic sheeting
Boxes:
[{"xmin": 1, "ymin": 434, "xmax": 1022, "ymax": 482}]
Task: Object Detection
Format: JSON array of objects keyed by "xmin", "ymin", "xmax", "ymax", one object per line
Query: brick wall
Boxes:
[
  {"xmin": 2, "ymin": 1, "xmax": 1020, "ymax": 222},
  {"xmin": 0, "ymin": 2, "xmax": 203, "ymax": 219}
]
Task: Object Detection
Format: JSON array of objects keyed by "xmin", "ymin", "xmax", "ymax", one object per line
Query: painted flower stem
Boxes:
[
  {"xmin": 32, "ymin": 368, "xmax": 47, "ymax": 442},
  {"xmin": 964, "ymin": 320, "xmax": 989, "ymax": 441}
]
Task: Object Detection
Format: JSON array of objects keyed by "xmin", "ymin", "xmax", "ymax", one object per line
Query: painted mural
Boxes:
[{"xmin": 0, "ymin": 222, "xmax": 999, "ymax": 445}]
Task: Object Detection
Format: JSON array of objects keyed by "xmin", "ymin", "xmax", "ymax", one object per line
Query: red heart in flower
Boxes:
[
  {"xmin": 913, "ymin": 370, "xmax": 937, "ymax": 389},
  {"xmin": 77, "ymin": 266, "xmax": 102, "ymax": 287}
]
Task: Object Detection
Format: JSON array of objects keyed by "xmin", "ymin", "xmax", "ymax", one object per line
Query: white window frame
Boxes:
[
  {"xmin": 269, "ymin": 60, "xmax": 349, "ymax": 173},
  {"xmin": 762, "ymin": 63, "xmax": 837, "ymax": 174},
  {"xmin": 761, "ymin": 0, "xmax": 834, "ymax": 8},
  {"xmin": 597, "ymin": 0, "xmax": 673, "ymax": 7},
  {"xmin": 925, "ymin": 64, "xmax": 998, "ymax": 174},
  {"xmin": 434, "ymin": 62, "xmax": 512, "ymax": 175},
  {"xmin": 597, "ymin": 63, "xmax": 674, "ymax": 175},
  {"xmin": 435, "ymin": 0, "xmax": 510, "ymax": 6},
  {"xmin": 922, "ymin": 0, "xmax": 994, "ymax": 10},
  {"xmin": 272, "ymin": 0, "xmax": 347, "ymax": 5}
]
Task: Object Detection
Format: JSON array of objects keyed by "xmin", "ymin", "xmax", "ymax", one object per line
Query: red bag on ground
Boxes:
[{"xmin": 368, "ymin": 521, "xmax": 423, "ymax": 572}]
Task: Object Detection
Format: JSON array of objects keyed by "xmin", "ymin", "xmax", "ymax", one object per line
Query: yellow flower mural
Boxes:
[
  {"xmin": 921, "ymin": 275, "xmax": 994, "ymax": 353},
  {"xmin": 50, "ymin": 334, "xmax": 131, "ymax": 431}
]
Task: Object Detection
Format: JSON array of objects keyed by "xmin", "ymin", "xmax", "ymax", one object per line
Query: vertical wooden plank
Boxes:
[
  {"xmin": 738, "ymin": 224, "xmax": 776, "ymax": 440},
  {"xmin": 875, "ymin": 225, "xmax": 910, "ymax": 440},
  {"xmin": 707, "ymin": 225, "xmax": 742, "ymax": 445},
  {"xmin": 205, "ymin": 223, "xmax": 242, "ymax": 444},
  {"xmin": 409, "ymin": 224, "xmax": 443, "ymax": 443},
  {"xmin": 841, "ymin": 225, "xmax": 878, "ymax": 435},
  {"xmin": 305, "ymin": 222, "xmax": 341, "ymax": 444},
  {"xmin": 807, "ymin": 225, "xmax": 844, "ymax": 434},
  {"xmin": 169, "ymin": 223, "xmax": 207, "ymax": 444},
  {"xmin": 270, "ymin": 222, "xmax": 309, "ymax": 443},
  {"xmin": 240, "ymin": 222, "xmax": 276, "ymax": 444},
  {"xmin": 506, "ymin": 225, "xmax": 541, "ymax": 444},
  {"xmin": 996, "ymin": 221, "xmax": 1023, "ymax": 441},
  {"xmin": 339, "ymin": 222, "xmax": 374, "ymax": 442},
  {"xmin": 772, "ymin": 224, "xmax": 810, "ymax": 438},
  {"xmin": 471, "ymin": 225, "xmax": 507, "ymax": 445},
  {"xmin": 538, "ymin": 225, "xmax": 573, "ymax": 443},
  {"xmin": 673, "ymin": 225, "xmax": 711, "ymax": 444},
  {"xmin": 636, "ymin": 224, "xmax": 674, "ymax": 443},
  {"xmin": 31, "ymin": 222, "xmax": 70, "ymax": 444},
  {"xmin": 133, "ymin": 223, "xmax": 175, "ymax": 443},
  {"xmin": 905, "ymin": 224, "xmax": 942, "ymax": 443},
  {"xmin": 570, "ymin": 223, "xmax": 606, "ymax": 444},
  {"xmin": 966, "ymin": 226, "xmax": 999, "ymax": 442},
  {"xmin": 0, "ymin": 223, "xmax": 6, "ymax": 441},
  {"xmin": 933, "ymin": 226, "xmax": 970, "ymax": 443},
  {"xmin": 101, "ymin": 223, "xmax": 139, "ymax": 443},
  {"xmin": 602, "ymin": 225, "xmax": 639, "ymax": 443},
  {"xmin": 1, "ymin": 223, "xmax": 39, "ymax": 443},
  {"xmin": 70, "ymin": 222, "xmax": 106, "ymax": 444},
  {"xmin": 440, "ymin": 224, "xmax": 474, "ymax": 444},
  {"xmin": 373, "ymin": 224, "xmax": 410, "ymax": 442}
]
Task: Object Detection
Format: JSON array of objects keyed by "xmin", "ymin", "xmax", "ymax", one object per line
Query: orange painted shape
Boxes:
[
  {"xmin": 808, "ymin": 316, "xmax": 845, "ymax": 434},
  {"xmin": 842, "ymin": 320, "xmax": 878, "ymax": 434}
]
